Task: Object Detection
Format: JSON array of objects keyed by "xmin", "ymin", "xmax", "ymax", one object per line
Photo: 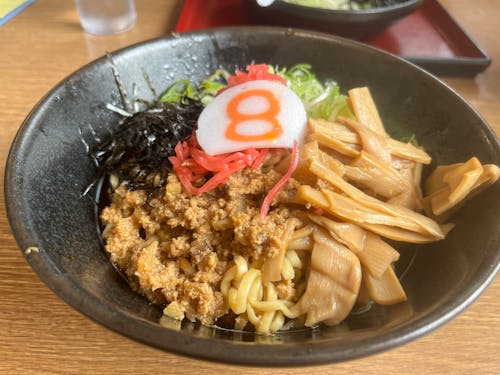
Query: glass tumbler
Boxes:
[{"xmin": 76, "ymin": 0, "xmax": 136, "ymax": 35}]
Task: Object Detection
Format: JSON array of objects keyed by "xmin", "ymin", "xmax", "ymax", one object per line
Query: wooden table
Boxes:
[{"xmin": 0, "ymin": 1, "xmax": 498, "ymax": 373}]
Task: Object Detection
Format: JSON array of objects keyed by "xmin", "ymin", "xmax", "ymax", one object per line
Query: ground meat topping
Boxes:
[{"xmin": 100, "ymin": 167, "xmax": 293, "ymax": 323}]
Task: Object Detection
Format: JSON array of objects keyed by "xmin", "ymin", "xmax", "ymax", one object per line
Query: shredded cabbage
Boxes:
[
  {"xmin": 159, "ymin": 79, "xmax": 197, "ymax": 103},
  {"xmin": 197, "ymin": 69, "xmax": 230, "ymax": 105},
  {"xmin": 159, "ymin": 69, "xmax": 230, "ymax": 105},
  {"xmin": 277, "ymin": 64, "xmax": 354, "ymax": 120},
  {"xmin": 159, "ymin": 64, "xmax": 354, "ymax": 121}
]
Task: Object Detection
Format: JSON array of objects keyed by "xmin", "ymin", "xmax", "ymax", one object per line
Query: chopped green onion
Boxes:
[
  {"xmin": 277, "ymin": 63, "xmax": 354, "ymax": 120},
  {"xmin": 160, "ymin": 64, "xmax": 354, "ymax": 121}
]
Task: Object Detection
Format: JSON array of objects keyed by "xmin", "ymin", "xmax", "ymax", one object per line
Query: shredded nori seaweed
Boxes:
[{"xmin": 91, "ymin": 98, "xmax": 203, "ymax": 194}]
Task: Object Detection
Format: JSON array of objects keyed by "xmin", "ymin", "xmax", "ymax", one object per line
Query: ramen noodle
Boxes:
[{"xmin": 99, "ymin": 66, "xmax": 499, "ymax": 334}]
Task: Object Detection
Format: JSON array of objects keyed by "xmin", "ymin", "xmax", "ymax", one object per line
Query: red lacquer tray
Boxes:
[{"xmin": 174, "ymin": 0, "xmax": 491, "ymax": 77}]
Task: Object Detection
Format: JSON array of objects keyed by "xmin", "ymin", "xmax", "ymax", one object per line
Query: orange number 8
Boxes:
[{"xmin": 225, "ymin": 89, "xmax": 283, "ymax": 142}]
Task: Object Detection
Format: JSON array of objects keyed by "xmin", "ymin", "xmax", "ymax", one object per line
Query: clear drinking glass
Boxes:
[{"xmin": 75, "ymin": 0, "xmax": 136, "ymax": 35}]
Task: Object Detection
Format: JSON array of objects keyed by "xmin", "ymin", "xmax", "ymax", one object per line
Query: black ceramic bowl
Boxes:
[
  {"xmin": 245, "ymin": 0, "xmax": 423, "ymax": 39},
  {"xmin": 5, "ymin": 27, "xmax": 500, "ymax": 366}
]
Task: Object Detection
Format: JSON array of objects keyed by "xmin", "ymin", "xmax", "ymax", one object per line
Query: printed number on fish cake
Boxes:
[{"xmin": 225, "ymin": 89, "xmax": 283, "ymax": 142}]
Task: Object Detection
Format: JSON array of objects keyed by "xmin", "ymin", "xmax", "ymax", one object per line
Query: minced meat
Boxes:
[{"xmin": 100, "ymin": 167, "xmax": 297, "ymax": 324}]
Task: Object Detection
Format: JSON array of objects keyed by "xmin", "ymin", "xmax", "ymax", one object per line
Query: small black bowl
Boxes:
[
  {"xmin": 245, "ymin": 0, "xmax": 423, "ymax": 39},
  {"xmin": 5, "ymin": 27, "xmax": 499, "ymax": 366}
]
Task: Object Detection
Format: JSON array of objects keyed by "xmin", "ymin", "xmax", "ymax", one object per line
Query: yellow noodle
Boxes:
[
  {"xmin": 220, "ymin": 265, "xmax": 236, "ymax": 295},
  {"xmin": 248, "ymin": 274, "xmax": 263, "ymax": 302},
  {"xmin": 285, "ymin": 249, "xmax": 303, "ymax": 269},
  {"xmin": 246, "ymin": 303, "xmax": 260, "ymax": 327},
  {"xmin": 250, "ymin": 300, "xmax": 301, "ymax": 319},
  {"xmin": 257, "ymin": 313, "xmax": 273, "ymax": 334},
  {"xmin": 233, "ymin": 268, "xmax": 260, "ymax": 314},
  {"xmin": 257, "ymin": 283, "xmax": 278, "ymax": 334},
  {"xmin": 270, "ymin": 311, "xmax": 285, "ymax": 333},
  {"xmin": 234, "ymin": 255, "xmax": 248, "ymax": 279},
  {"xmin": 227, "ymin": 287, "xmax": 238, "ymax": 311},
  {"xmin": 281, "ymin": 257, "xmax": 295, "ymax": 281},
  {"xmin": 234, "ymin": 313, "xmax": 248, "ymax": 331}
]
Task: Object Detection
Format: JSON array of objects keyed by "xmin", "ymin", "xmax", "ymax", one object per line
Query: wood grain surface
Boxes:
[{"xmin": 0, "ymin": 1, "xmax": 498, "ymax": 374}]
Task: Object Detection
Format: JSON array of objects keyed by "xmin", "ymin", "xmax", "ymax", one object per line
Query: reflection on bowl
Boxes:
[
  {"xmin": 5, "ymin": 27, "xmax": 499, "ymax": 366},
  {"xmin": 245, "ymin": 0, "xmax": 423, "ymax": 39}
]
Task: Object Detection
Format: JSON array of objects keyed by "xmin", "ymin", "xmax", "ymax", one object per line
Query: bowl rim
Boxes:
[
  {"xmin": 4, "ymin": 26, "xmax": 500, "ymax": 366},
  {"xmin": 273, "ymin": 0, "xmax": 423, "ymax": 15}
]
